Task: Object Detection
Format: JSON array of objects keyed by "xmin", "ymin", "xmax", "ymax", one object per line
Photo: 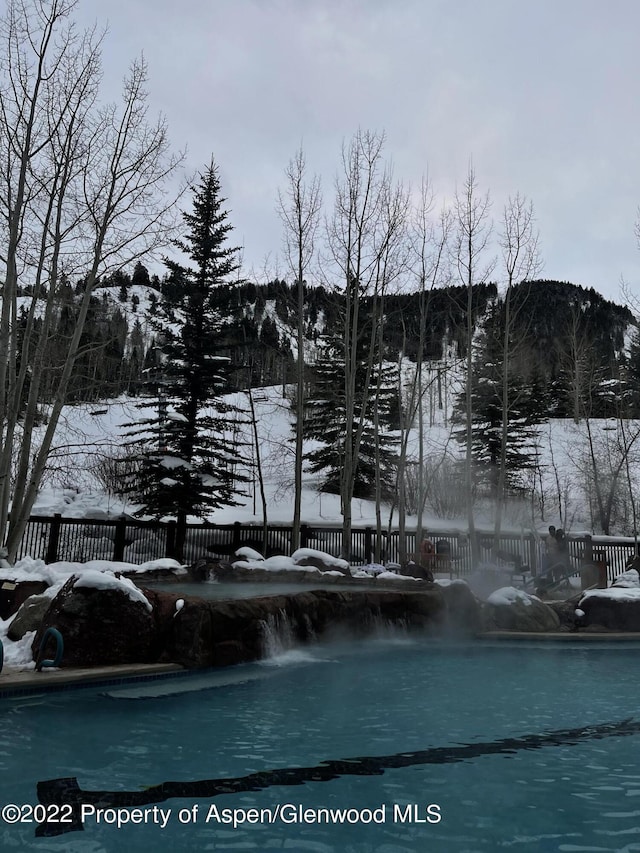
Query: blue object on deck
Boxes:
[{"xmin": 36, "ymin": 628, "xmax": 63, "ymax": 671}]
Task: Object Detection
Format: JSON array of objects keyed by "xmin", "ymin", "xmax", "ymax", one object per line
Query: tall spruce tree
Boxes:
[
  {"xmin": 126, "ymin": 160, "xmax": 248, "ymax": 558},
  {"xmin": 304, "ymin": 333, "xmax": 397, "ymax": 502},
  {"xmin": 453, "ymin": 300, "xmax": 542, "ymax": 497}
]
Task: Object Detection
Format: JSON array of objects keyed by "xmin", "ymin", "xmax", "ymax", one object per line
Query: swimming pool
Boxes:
[{"xmin": 2, "ymin": 639, "xmax": 640, "ymax": 851}]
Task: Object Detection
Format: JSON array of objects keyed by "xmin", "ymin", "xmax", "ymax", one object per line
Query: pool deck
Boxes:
[{"xmin": 0, "ymin": 662, "xmax": 184, "ymax": 697}]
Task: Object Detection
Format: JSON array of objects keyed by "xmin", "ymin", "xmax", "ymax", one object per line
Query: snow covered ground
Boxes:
[{"xmin": 25, "ymin": 384, "xmax": 640, "ymax": 537}]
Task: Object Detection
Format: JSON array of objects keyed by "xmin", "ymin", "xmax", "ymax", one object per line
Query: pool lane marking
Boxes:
[{"xmin": 35, "ymin": 717, "xmax": 640, "ymax": 836}]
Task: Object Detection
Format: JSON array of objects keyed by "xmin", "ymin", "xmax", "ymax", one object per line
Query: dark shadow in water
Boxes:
[{"xmin": 36, "ymin": 717, "xmax": 640, "ymax": 836}]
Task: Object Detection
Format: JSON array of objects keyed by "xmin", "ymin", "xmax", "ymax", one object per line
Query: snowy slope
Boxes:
[{"xmin": 21, "ymin": 382, "xmax": 640, "ymax": 536}]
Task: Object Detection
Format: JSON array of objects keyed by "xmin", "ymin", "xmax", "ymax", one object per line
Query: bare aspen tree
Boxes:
[
  {"xmin": 370, "ymin": 178, "xmax": 409, "ymax": 561},
  {"xmin": 558, "ymin": 303, "xmax": 596, "ymax": 424},
  {"xmin": 453, "ymin": 164, "xmax": 494, "ymax": 565},
  {"xmin": 492, "ymin": 194, "xmax": 541, "ymax": 545},
  {"xmin": 581, "ymin": 416, "xmax": 640, "ymax": 536},
  {"xmin": 394, "ymin": 182, "xmax": 452, "ymax": 563},
  {"xmin": 0, "ymin": 0, "xmax": 181, "ymax": 560},
  {"xmin": 246, "ymin": 387, "xmax": 269, "ymax": 553},
  {"xmin": 325, "ymin": 130, "xmax": 405, "ymax": 559},
  {"xmin": 277, "ymin": 148, "xmax": 321, "ymax": 551},
  {"xmin": 409, "ymin": 198, "xmax": 452, "ymax": 554},
  {"xmin": 619, "ymin": 416, "xmax": 640, "ymax": 553}
]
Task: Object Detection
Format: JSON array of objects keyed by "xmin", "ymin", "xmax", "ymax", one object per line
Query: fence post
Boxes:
[
  {"xmin": 300, "ymin": 524, "xmax": 309, "ymax": 549},
  {"xmin": 583, "ymin": 534, "xmax": 593, "ymax": 564},
  {"xmin": 528, "ymin": 534, "xmax": 538, "ymax": 577},
  {"xmin": 45, "ymin": 514, "xmax": 62, "ymax": 564},
  {"xmin": 165, "ymin": 521, "xmax": 177, "ymax": 559},
  {"xmin": 233, "ymin": 521, "xmax": 242, "ymax": 552},
  {"xmin": 364, "ymin": 527, "xmax": 373, "ymax": 564},
  {"xmin": 113, "ymin": 516, "xmax": 127, "ymax": 562}
]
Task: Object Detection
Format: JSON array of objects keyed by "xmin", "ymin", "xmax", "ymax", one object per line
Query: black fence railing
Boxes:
[{"xmin": 8, "ymin": 515, "xmax": 639, "ymax": 583}]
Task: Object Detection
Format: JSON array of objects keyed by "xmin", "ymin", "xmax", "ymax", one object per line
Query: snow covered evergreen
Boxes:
[{"xmin": 124, "ymin": 161, "xmax": 249, "ymax": 557}]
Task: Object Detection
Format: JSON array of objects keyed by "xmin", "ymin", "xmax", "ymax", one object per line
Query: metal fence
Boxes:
[{"xmin": 9, "ymin": 514, "xmax": 640, "ymax": 583}]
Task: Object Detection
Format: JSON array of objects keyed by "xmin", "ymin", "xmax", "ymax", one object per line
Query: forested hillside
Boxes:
[{"xmin": 16, "ymin": 271, "xmax": 635, "ymax": 422}]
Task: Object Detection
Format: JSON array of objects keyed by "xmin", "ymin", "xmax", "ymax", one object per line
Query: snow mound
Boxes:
[
  {"xmin": 233, "ymin": 555, "xmax": 321, "ymax": 573},
  {"xmin": 359, "ymin": 563, "xmax": 386, "ymax": 576},
  {"xmin": 73, "ymin": 570, "xmax": 153, "ymax": 611},
  {"xmin": 487, "ymin": 586, "xmax": 534, "ymax": 607},
  {"xmin": 0, "ymin": 556, "xmax": 184, "ymax": 586},
  {"xmin": 0, "ymin": 624, "xmax": 36, "ymax": 670},
  {"xmin": 377, "ymin": 571, "xmax": 416, "ymax": 581},
  {"xmin": 291, "ymin": 548, "xmax": 349, "ymax": 571},
  {"xmin": 235, "ymin": 546, "xmax": 265, "ymax": 562},
  {"xmin": 581, "ymin": 587, "xmax": 640, "ymax": 603},
  {"xmin": 612, "ymin": 569, "xmax": 640, "ymax": 588}
]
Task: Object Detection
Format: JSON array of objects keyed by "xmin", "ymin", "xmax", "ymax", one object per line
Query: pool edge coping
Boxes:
[
  {"xmin": 478, "ymin": 631, "xmax": 640, "ymax": 641},
  {"xmin": 0, "ymin": 662, "xmax": 186, "ymax": 699},
  {"xmin": 4, "ymin": 631, "xmax": 640, "ymax": 697}
]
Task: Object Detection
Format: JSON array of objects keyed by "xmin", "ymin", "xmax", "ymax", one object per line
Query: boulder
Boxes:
[
  {"xmin": 292, "ymin": 548, "xmax": 351, "ymax": 576},
  {"xmin": 399, "ymin": 560, "xmax": 433, "ymax": 581},
  {"xmin": 7, "ymin": 593, "xmax": 52, "ymax": 640},
  {"xmin": 437, "ymin": 580, "xmax": 482, "ymax": 635},
  {"xmin": 158, "ymin": 593, "xmax": 216, "ymax": 667},
  {"xmin": 483, "ymin": 587, "xmax": 560, "ymax": 632},
  {"xmin": 0, "ymin": 579, "xmax": 49, "ymax": 620},
  {"xmin": 31, "ymin": 576, "xmax": 157, "ymax": 666},
  {"xmin": 547, "ymin": 599, "xmax": 581, "ymax": 632},
  {"xmin": 578, "ymin": 588, "xmax": 640, "ymax": 631}
]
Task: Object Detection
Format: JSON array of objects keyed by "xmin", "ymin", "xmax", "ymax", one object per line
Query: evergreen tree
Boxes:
[
  {"xmin": 131, "ymin": 260, "xmax": 151, "ymax": 289},
  {"xmin": 453, "ymin": 301, "xmax": 542, "ymax": 496},
  {"xmin": 304, "ymin": 334, "xmax": 397, "ymax": 501},
  {"xmin": 125, "ymin": 159, "xmax": 249, "ymax": 558}
]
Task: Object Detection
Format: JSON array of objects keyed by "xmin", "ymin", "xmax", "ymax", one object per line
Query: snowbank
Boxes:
[
  {"xmin": 581, "ymin": 587, "xmax": 640, "ymax": 603},
  {"xmin": 235, "ymin": 546, "xmax": 265, "ymax": 562},
  {"xmin": 0, "ymin": 619, "xmax": 36, "ymax": 670},
  {"xmin": 291, "ymin": 548, "xmax": 350, "ymax": 571},
  {"xmin": 0, "ymin": 556, "xmax": 184, "ymax": 586},
  {"xmin": 233, "ymin": 555, "xmax": 321, "ymax": 573},
  {"xmin": 487, "ymin": 586, "xmax": 535, "ymax": 607}
]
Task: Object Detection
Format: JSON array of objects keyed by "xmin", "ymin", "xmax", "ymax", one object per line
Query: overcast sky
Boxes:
[{"xmin": 77, "ymin": 0, "xmax": 640, "ymax": 304}]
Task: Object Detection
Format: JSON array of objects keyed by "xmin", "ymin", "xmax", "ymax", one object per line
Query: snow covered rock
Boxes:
[
  {"xmin": 31, "ymin": 574, "xmax": 156, "ymax": 666},
  {"xmin": 484, "ymin": 586, "xmax": 561, "ymax": 632},
  {"xmin": 235, "ymin": 546, "xmax": 265, "ymax": 562},
  {"xmin": 7, "ymin": 594, "xmax": 52, "ymax": 641},
  {"xmin": 612, "ymin": 569, "xmax": 640, "ymax": 588},
  {"xmin": 578, "ymin": 586, "xmax": 640, "ymax": 631},
  {"xmin": 291, "ymin": 548, "xmax": 351, "ymax": 575},
  {"xmin": 437, "ymin": 580, "xmax": 482, "ymax": 634}
]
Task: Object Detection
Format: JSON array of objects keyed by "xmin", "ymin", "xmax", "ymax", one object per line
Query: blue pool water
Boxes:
[{"xmin": 3, "ymin": 639, "xmax": 640, "ymax": 852}]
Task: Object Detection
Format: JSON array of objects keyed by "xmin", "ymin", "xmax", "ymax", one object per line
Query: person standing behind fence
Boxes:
[
  {"xmin": 420, "ymin": 534, "xmax": 435, "ymax": 568},
  {"xmin": 553, "ymin": 529, "xmax": 569, "ymax": 580},
  {"xmin": 544, "ymin": 525, "xmax": 557, "ymax": 578}
]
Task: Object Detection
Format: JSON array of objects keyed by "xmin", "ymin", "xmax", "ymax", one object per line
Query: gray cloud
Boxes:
[{"xmin": 76, "ymin": 0, "xmax": 640, "ymax": 300}]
